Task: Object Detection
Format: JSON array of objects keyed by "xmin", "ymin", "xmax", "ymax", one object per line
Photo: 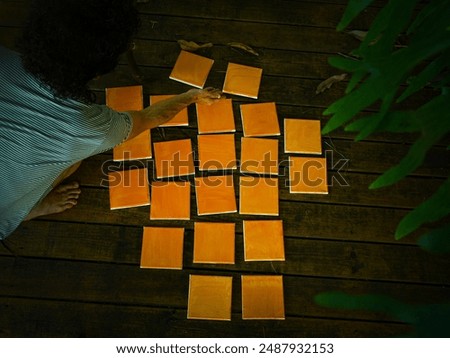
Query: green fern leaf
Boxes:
[
  {"xmin": 418, "ymin": 223, "xmax": 450, "ymax": 254},
  {"xmin": 395, "ymin": 178, "xmax": 450, "ymax": 240},
  {"xmin": 370, "ymin": 94, "xmax": 450, "ymax": 189},
  {"xmin": 397, "ymin": 50, "xmax": 450, "ymax": 103},
  {"xmin": 337, "ymin": 0, "xmax": 375, "ymax": 32}
]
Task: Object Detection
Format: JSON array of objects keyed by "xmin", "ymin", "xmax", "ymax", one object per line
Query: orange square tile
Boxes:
[
  {"xmin": 140, "ymin": 227, "xmax": 184, "ymax": 270},
  {"xmin": 193, "ymin": 222, "xmax": 235, "ymax": 264},
  {"xmin": 284, "ymin": 118, "xmax": 322, "ymax": 154},
  {"xmin": 198, "ymin": 134, "xmax": 237, "ymax": 171},
  {"xmin": 240, "ymin": 102, "xmax": 280, "ymax": 137},
  {"xmin": 150, "ymin": 95, "xmax": 189, "ymax": 127},
  {"xmin": 113, "ymin": 130, "xmax": 152, "ymax": 161},
  {"xmin": 169, "ymin": 50, "xmax": 214, "ymax": 89},
  {"xmin": 243, "ymin": 220, "xmax": 284, "ymax": 261},
  {"xmin": 106, "ymin": 85, "xmax": 149, "ymax": 161},
  {"xmin": 222, "ymin": 62, "xmax": 262, "ymax": 99},
  {"xmin": 196, "ymin": 99, "xmax": 236, "ymax": 134},
  {"xmin": 187, "ymin": 275, "xmax": 232, "ymax": 321},
  {"xmin": 150, "ymin": 181, "xmax": 190, "ymax": 220},
  {"xmin": 241, "ymin": 275, "xmax": 285, "ymax": 320},
  {"xmin": 105, "ymin": 85, "xmax": 143, "ymax": 112},
  {"xmin": 240, "ymin": 137, "xmax": 278, "ymax": 175},
  {"xmin": 153, "ymin": 139, "xmax": 195, "ymax": 179},
  {"xmin": 195, "ymin": 175, "xmax": 237, "ymax": 215},
  {"xmin": 289, "ymin": 156, "xmax": 328, "ymax": 194},
  {"xmin": 239, "ymin": 176, "xmax": 279, "ymax": 216},
  {"xmin": 108, "ymin": 168, "xmax": 150, "ymax": 210}
]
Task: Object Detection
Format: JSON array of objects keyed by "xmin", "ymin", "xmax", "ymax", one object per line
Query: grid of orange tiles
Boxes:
[{"xmin": 106, "ymin": 49, "xmax": 328, "ymax": 321}]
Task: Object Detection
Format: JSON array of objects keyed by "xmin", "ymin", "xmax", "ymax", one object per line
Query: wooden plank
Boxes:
[
  {"xmin": 318, "ymin": 139, "xmax": 449, "ymax": 178},
  {"xmin": 0, "ymin": 2, "xmax": 29, "ymax": 27},
  {"xmin": 2, "ymin": 32, "xmax": 445, "ymax": 149},
  {"xmin": 0, "ymin": 29, "xmax": 428, "ymax": 98},
  {"xmin": 1, "ymin": 253, "xmax": 449, "ymax": 321},
  {"xmin": 0, "ymin": 0, "xmax": 378, "ymax": 30},
  {"xmin": 0, "ymin": 29, "xmax": 441, "ymax": 112},
  {"xmin": 128, "ymin": 39, "xmax": 339, "ymax": 80},
  {"xmin": 17, "ymin": 185, "xmax": 421, "ymax": 244},
  {"xmin": 126, "ymin": 40, "xmax": 444, "ymax": 111},
  {"xmin": 17, "ymin": 175, "xmax": 447, "ymax": 248},
  {"xmin": 136, "ymin": 14, "xmax": 358, "ymax": 54},
  {"xmin": 276, "ymin": 104, "xmax": 450, "ymax": 145},
  {"xmin": 75, "ymin": 153, "xmax": 444, "ymax": 210},
  {"xmin": 94, "ymin": 88, "xmax": 437, "ymax": 146},
  {"xmin": 1, "ymin": 26, "xmax": 436, "ymax": 116},
  {"xmin": 93, "ymin": 88, "xmax": 449, "ymax": 147},
  {"xmin": 0, "ymin": 29, "xmax": 334, "ymax": 83},
  {"xmin": 91, "ymin": 64, "xmax": 438, "ymax": 115},
  {"xmin": 0, "ymin": 25, "xmax": 21, "ymax": 50},
  {"xmin": 125, "ymin": 40, "xmax": 447, "ymax": 103},
  {"xmin": 90, "ymin": 63, "xmax": 350, "ymax": 108},
  {"xmin": 0, "ymin": 28, "xmax": 341, "ymax": 80},
  {"xmin": 6, "ymin": 221, "xmax": 450, "ymax": 284},
  {"xmin": 0, "ymin": 0, "xmax": 387, "ymax": 6},
  {"xmin": 0, "ymin": 297, "xmax": 409, "ymax": 337},
  {"xmin": 136, "ymin": 0, "xmax": 380, "ymax": 29},
  {"xmin": 1, "ymin": 30, "xmax": 443, "ymax": 148},
  {"xmin": 289, "ymin": 0, "xmax": 388, "ymax": 6},
  {"xmin": 81, "ymin": 123, "xmax": 448, "ymax": 179},
  {"xmin": 0, "ymin": 8, "xmax": 365, "ymax": 54}
]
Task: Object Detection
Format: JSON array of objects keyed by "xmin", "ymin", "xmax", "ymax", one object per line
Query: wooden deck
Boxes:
[{"xmin": 1, "ymin": 0, "xmax": 450, "ymax": 337}]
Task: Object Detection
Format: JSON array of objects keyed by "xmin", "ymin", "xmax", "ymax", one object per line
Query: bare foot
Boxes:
[{"xmin": 26, "ymin": 182, "xmax": 81, "ymax": 220}]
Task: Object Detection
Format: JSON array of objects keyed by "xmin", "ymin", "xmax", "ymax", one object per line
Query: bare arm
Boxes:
[{"xmin": 126, "ymin": 87, "xmax": 222, "ymax": 140}]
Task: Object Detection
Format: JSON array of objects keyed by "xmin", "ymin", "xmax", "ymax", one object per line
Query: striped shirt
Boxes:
[{"xmin": 0, "ymin": 46, "xmax": 132, "ymax": 239}]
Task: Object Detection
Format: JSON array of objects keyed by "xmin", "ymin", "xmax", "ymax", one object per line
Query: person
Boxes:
[{"xmin": 0, "ymin": 0, "xmax": 222, "ymax": 240}]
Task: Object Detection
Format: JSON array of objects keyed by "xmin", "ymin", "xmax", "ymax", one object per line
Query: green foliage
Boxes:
[
  {"xmin": 315, "ymin": 292, "xmax": 450, "ymax": 337},
  {"xmin": 418, "ymin": 222, "xmax": 450, "ymax": 254},
  {"xmin": 396, "ymin": 178, "xmax": 450, "ymax": 240},
  {"xmin": 324, "ymin": 0, "xmax": 450, "ymax": 244},
  {"xmin": 336, "ymin": 0, "xmax": 376, "ymax": 31}
]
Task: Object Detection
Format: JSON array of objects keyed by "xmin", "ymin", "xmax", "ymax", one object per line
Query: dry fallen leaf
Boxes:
[
  {"xmin": 227, "ymin": 42, "xmax": 259, "ymax": 56},
  {"xmin": 316, "ymin": 74, "xmax": 347, "ymax": 94},
  {"xmin": 348, "ymin": 30, "xmax": 368, "ymax": 42},
  {"xmin": 177, "ymin": 40, "xmax": 213, "ymax": 52},
  {"xmin": 348, "ymin": 30, "xmax": 381, "ymax": 46}
]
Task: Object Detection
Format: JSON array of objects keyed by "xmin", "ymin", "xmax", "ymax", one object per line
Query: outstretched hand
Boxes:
[
  {"xmin": 187, "ymin": 87, "xmax": 224, "ymax": 105},
  {"xmin": 127, "ymin": 87, "xmax": 225, "ymax": 140}
]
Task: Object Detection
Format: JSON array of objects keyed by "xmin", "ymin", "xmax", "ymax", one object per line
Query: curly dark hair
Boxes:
[{"xmin": 19, "ymin": 0, "xmax": 140, "ymax": 103}]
